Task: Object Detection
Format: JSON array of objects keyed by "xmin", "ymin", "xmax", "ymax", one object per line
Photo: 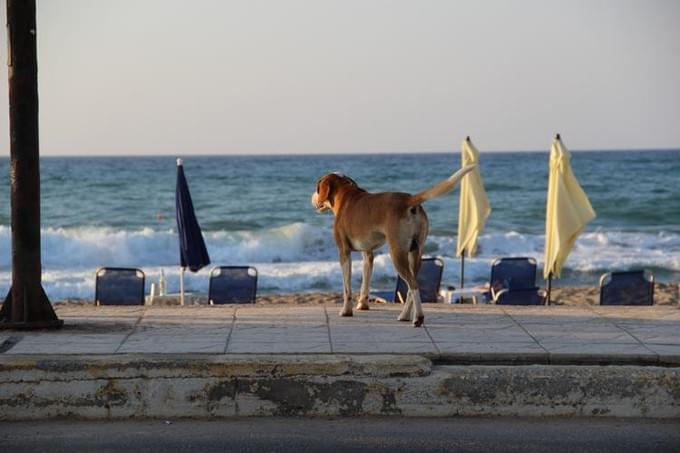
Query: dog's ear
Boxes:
[{"xmin": 317, "ymin": 177, "xmax": 336, "ymax": 207}]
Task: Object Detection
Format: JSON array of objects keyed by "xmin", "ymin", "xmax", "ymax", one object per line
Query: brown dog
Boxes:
[{"xmin": 311, "ymin": 164, "xmax": 476, "ymax": 327}]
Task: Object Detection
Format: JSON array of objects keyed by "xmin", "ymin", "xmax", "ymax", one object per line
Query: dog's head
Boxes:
[{"xmin": 311, "ymin": 173, "xmax": 361, "ymax": 213}]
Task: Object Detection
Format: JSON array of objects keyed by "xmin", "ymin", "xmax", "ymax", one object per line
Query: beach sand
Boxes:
[
  {"xmin": 254, "ymin": 283, "xmax": 680, "ymax": 306},
  {"xmin": 55, "ymin": 283, "xmax": 680, "ymax": 307}
]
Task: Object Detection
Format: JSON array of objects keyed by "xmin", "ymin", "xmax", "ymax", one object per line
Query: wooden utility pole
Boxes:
[{"xmin": 0, "ymin": 0, "xmax": 62, "ymax": 328}]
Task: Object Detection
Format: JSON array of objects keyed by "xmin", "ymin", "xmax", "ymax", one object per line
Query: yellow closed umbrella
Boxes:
[
  {"xmin": 456, "ymin": 137, "xmax": 491, "ymax": 288},
  {"xmin": 544, "ymin": 134, "xmax": 596, "ymax": 303}
]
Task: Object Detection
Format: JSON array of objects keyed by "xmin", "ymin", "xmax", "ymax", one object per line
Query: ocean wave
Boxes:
[
  {"xmin": 0, "ymin": 222, "xmax": 337, "ymax": 269},
  {"xmin": 0, "ymin": 224, "xmax": 678, "ymax": 300}
]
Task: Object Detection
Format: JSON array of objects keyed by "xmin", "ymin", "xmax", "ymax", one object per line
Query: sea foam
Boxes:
[{"xmin": 0, "ymin": 224, "xmax": 678, "ymax": 301}]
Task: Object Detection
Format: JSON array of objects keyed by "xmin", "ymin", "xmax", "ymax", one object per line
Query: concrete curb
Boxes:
[{"xmin": 1, "ymin": 354, "xmax": 679, "ymax": 419}]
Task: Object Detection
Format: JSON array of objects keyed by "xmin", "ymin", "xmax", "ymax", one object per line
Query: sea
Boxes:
[{"xmin": 1, "ymin": 150, "xmax": 679, "ymax": 301}]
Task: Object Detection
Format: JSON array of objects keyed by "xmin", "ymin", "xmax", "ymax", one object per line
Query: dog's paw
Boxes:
[
  {"xmin": 412, "ymin": 316, "xmax": 425, "ymax": 328},
  {"xmin": 339, "ymin": 310, "xmax": 353, "ymax": 317},
  {"xmin": 356, "ymin": 303, "xmax": 370, "ymax": 311}
]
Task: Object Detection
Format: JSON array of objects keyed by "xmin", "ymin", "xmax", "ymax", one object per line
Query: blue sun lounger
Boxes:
[
  {"xmin": 208, "ymin": 266, "xmax": 258, "ymax": 304},
  {"xmin": 372, "ymin": 257, "xmax": 445, "ymax": 304},
  {"xmin": 95, "ymin": 267, "xmax": 146, "ymax": 306},
  {"xmin": 599, "ymin": 270, "xmax": 654, "ymax": 306},
  {"xmin": 488, "ymin": 257, "xmax": 546, "ymax": 305}
]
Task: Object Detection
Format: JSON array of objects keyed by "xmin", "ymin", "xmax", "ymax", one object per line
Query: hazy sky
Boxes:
[{"xmin": 1, "ymin": 0, "xmax": 679, "ymax": 155}]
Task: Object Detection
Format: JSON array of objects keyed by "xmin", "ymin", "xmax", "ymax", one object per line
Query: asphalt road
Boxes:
[{"xmin": 1, "ymin": 417, "xmax": 679, "ymax": 452}]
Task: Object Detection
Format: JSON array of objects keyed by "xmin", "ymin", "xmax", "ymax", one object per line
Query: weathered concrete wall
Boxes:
[{"xmin": 1, "ymin": 355, "xmax": 679, "ymax": 420}]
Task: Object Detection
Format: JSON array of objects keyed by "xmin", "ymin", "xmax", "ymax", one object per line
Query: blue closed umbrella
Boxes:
[{"xmin": 176, "ymin": 159, "xmax": 210, "ymax": 304}]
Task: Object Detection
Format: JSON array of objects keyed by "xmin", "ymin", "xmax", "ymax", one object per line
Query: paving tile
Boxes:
[
  {"xmin": 143, "ymin": 314, "xmax": 234, "ymax": 326},
  {"xmin": 230, "ymin": 325, "xmax": 329, "ymax": 343},
  {"xmin": 592, "ymin": 306, "xmax": 680, "ymax": 321},
  {"xmin": 612, "ymin": 318, "xmax": 680, "ymax": 327},
  {"xmin": 521, "ymin": 324, "xmax": 639, "ymax": 344},
  {"xmin": 6, "ymin": 334, "xmax": 126, "ymax": 354},
  {"xmin": 436, "ymin": 341, "xmax": 547, "ymax": 359},
  {"xmin": 643, "ymin": 344, "xmax": 680, "ymax": 363},
  {"xmin": 227, "ymin": 342, "xmax": 331, "ymax": 353},
  {"xmin": 59, "ymin": 319, "xmax": 139, "ymax": 331},
  {"xmin": 623, "ymin": 328, "xmax": 680, "ymax": 345},
  {"xmin": 507, "ymin": 314, "xmax": 606, "ymax": 326},
  {"xmin": 330, "ymin": 326, "xmax": 431, "ymax": 343},
  {"xmin": 117, "ymin": 337, "xmax": 226, "ymax": 353},
  {"xmin": 134, "ymin": 325, "xmax": 232, "ymax": 337},
  {"xmin": 427, "ymin": 325, "xmax": 533, "ymax": 344},
  {"xmin": 55, "ymin": 305, "xmax": 145, "ymax": 315},
  {"xmin": 235, "ymin": 318, "xmax": 327, "ymax": 328},
  {"xmin": 430, "ymin": 305, "xmax": 505, "ymax": 314},
  {"xmin": 328, "ymin": 312, "xmax": 401, "ymax": 325},
  {"xmin": 604, "ymin": 321, "xmax": 680, "ymax": 344},
  {"xmin": 4, "ymin": 304, "xmax": 678, "ymax": 362},
  {"xmin": 332, "ymin": 342, "xmax": 437, "ymax": 354},
  {"xmin": 425, "ymin": 314, "xmax": 515, "ymax": 329},
  {"xmin": 541, "ymin": 342, "xmax": 658, "ymax": 363},
  {"xmin": 235, "ymin": 305, "xmax": 326, "ymax": 322},
  {"xmin": 55, "ymin": 310, "xmax": 144, "ymax": 325}
]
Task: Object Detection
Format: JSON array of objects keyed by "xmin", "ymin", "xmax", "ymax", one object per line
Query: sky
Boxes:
[{"xmin": 0, "ymin": 0, "xmax": 679, "ymax": 155}]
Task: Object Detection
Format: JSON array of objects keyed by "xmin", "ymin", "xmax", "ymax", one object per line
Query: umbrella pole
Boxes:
[
  {"xmin": 460, "ymin": 250, "xmax": 465, "ymax": 289},
  {"xmin": 180, "ymin": 267, "xmax": 185, "ymax": 306},
  {"xmin": 546, "ymin": 272, "xmax": 552, "ymax": 306}
]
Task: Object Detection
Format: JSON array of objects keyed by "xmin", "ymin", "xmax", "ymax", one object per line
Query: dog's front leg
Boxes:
[
  {"xmin": 339, "ymin": 249, "xmax": 353, "ymax": 317},
  {"xmin": 356, "ymin": 251, "xmax": 373, "ymax": 311}
]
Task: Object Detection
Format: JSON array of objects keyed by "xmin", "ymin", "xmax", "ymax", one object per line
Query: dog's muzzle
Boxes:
[{"xmin": 311, "ymin": 192, "xmax": 328, "ymax": 213}]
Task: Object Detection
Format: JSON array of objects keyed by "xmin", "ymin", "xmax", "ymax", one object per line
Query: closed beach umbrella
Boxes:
[
  {"xmin": 176, "ymin": 158, "xmax": 210, "ymax": 305},
  {"xmin": 456, "ymin": 137, "xmax": 491, "ymax": 288},
  {"xmin": 544, "ymin": 135, "xmax": 596, "ymax": 303}
]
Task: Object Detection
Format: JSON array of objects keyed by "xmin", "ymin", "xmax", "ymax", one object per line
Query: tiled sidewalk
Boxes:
[{"xmin": 1, "ymin": 304, "xmax": 679, "ymax": 364}]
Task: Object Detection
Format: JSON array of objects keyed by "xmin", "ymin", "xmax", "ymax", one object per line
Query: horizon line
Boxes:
[{"xmin": 14, "ymin": 147, "xmax": 680, "ymax": 158}]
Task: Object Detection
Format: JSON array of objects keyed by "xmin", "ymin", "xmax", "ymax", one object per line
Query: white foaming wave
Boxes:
[
  {"xmin": 0, "ymin": 225, "xmax": 679, "ymax": 299},
  {"xmin": 208, "ymin": 222, "xmax": 336, "ymax": 263},
  {"xmin": 427, "ymin": 229, "xmax": 680, "ymax": 284},
  {"xmin": 0, "ymin": 223, "xmax": 337, "ymax": 269},
  {"xmin": 0, "ymin": 225, "xmax": 180, "ymax": 268}
]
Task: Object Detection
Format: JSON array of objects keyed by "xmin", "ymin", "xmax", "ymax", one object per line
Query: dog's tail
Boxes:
[{"xmin": 408, "ymin": 164, "xmax": 477, "ymax": 206}]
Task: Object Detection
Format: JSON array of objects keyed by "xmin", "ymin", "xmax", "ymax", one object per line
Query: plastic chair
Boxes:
[
  {"xmin": 599, "ymin": 270, "xmax": 654, "ymax": 306},
  {"xmin": 95, "ymin": 267, "xmax": 145, "ymax": 306},
  {"xmin": 488, "ymin": 257, "xmax": 545, "ymax": 305},
  {"xmin": 208, "ymin": 266, "xmax": 258, "ymax": 304},
  {"xmin": 372, "ymin": 257, "xmax": 445, "ymax": 303}
]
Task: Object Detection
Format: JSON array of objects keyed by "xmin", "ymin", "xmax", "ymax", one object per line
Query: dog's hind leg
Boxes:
[
  {"xmin": 398, "ymin": 290, "xmax": 414, "ymax": 322},
  {"xmin": 408, "ymin": 249, "xmax": 425, "ymax": 327},
  {"xmin": 339, "ymin": 249, "xmax": 353, "ymax": 317},
  {"xmin": 389, "ymin": 245, "xmax": 418, "ymax": 323},
  {"xmin": 356, "ymin": 251, "xmax": 373, "ymax": 311}
]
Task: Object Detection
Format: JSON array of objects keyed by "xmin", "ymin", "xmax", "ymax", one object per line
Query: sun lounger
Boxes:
[
  {"xmin": 599, "ymin": 270, "xmax": 654, "ymax": 305},
  {"xmin": 488, "ymin": 257, "xmax": 546, "ymax": 305},
  {"xmin": 95, "ymin": 267, "xmax": 145, "ymax": 306},
  {"xmin": 208, "ymin": 266, "xmax": 258, "ymax": 304},
  {"xmin": 372, "ymin": 257, "xmax": 445, "ymax": 303}
]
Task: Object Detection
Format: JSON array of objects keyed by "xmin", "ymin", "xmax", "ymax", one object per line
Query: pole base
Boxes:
[
  {"xmin": 0, "ymin": 286, "xmax": 63, "ymax": 330},
  {"xmin": 0, "ymin": 319, "xmax": 64, "ymax": 330}
]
